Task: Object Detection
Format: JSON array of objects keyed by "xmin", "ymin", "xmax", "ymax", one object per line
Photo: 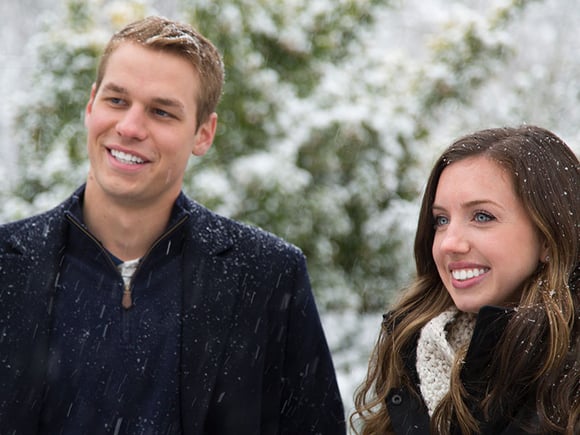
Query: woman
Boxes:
[{"xmin": 351, "ymin": 125, "xmax": 579, "ymax": 434}]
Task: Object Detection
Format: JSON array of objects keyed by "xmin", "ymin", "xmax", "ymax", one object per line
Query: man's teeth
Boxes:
[
  {"xmin": 452, "ymin": 268, "xmax": 487, "ymax": 281},
  {"xmin": 111, "ymin": 149, "xmax": 144, "ymax": 165}
]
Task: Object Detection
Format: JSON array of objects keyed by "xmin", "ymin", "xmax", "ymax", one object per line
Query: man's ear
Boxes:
[
  {"xmin": 84, "ymin": 83, "xmax": 97, "ymax": 127},
  {"xmin": 192, "ymin": 112, "xmax": 217, "ymax": 156}
]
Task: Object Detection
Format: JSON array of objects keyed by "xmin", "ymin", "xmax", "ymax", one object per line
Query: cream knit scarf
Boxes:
[{"xmin": 416, "ymin": 308, "xmax": 476, "ymax": 416}]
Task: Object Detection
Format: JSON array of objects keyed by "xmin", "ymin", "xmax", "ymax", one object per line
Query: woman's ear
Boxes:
[{"xmin": 540, "ymin": 240, "xmax": 550, "ymax": 264}]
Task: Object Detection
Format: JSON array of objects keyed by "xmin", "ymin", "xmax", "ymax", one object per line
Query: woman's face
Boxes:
[{"xmin": 431, "ymin": 156, "xmax": 547, "ymax": 313}]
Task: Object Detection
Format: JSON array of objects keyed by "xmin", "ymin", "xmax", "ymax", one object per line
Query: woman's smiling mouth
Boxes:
[{"xmin": 451, "ymin": 268, "xmax": 489, "ymax": 281}]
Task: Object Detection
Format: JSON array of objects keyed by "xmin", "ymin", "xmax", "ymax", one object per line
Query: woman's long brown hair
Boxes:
[{"xmin": 351, "ymin": 125, "xmax": 580, "ymax": 434}]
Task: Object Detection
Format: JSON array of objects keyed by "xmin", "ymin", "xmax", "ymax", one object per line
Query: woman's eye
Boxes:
[
  {"xmin": 434, "ymin": 215, "xmax": 449, "ymax": 227},
  {"xmin": 474, "ymin": 211, "xmax": 494, "ymax": 223}
]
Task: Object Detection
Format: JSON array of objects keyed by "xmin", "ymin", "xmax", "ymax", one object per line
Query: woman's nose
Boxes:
[{"xmin": 437, "ymin": 223, "xmax": 470, "ymax": 255}]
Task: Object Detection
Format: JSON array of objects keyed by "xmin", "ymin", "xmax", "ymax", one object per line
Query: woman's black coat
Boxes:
[{"xmin": 386, "ymin": 305, "xmax": 541, "ymax": 435}]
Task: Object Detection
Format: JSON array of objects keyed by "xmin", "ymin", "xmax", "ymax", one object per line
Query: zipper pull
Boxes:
[
  {"xmin": 122, "ymin": 284, "xmax": 133, "ymax": 309},
  {"xmin": 119, "ymin": 258, "xmax": 140, "ymax": 309}
]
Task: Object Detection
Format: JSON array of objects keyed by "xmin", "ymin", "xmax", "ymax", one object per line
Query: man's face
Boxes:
[{"xmin": 84, "ymin": 42, "xmax": 216, "ymax": 209}]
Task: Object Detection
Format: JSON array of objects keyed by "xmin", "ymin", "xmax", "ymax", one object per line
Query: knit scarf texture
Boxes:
[{"xmin": 416, "ymin": 308, "xmax": 476, "ymax": 415}]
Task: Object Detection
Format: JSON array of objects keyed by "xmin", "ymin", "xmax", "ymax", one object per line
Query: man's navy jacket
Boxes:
[{"xmin": 0, "ymin": 189, "xmax": 345, "ymax": 434}]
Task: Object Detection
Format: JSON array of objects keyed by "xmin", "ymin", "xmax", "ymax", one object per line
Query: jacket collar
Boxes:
[
  {"xmin": 21, "ymin": 185, "xmax": 238, "ymax": 257},
  {"xmin": 178, "ymin": 193, "xmax": 235, "ymax": 256},
  {"xmin": 461, "ymin": 305, "xmax": 513, "ymax": 388}
]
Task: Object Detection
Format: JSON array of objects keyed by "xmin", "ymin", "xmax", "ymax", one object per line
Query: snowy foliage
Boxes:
[{"xmin": 1, "ymin": 0, "xmax": 579, "ymax": 318}]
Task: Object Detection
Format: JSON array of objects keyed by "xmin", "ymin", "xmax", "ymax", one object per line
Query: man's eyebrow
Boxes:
[
  {"xmin": 101, "ymin": 83, "xmax": 185, "ymax": 113},
  {"xmin": 101, "ymin": 83, "xmax": 128, "ymax": 94},
  {"xmin": 151, "ymin": 97, "xmax": 185, "ymax": 113}
]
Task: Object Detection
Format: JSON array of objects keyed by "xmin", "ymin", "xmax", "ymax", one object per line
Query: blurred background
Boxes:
[{"xmin": 1, "ymin": 0, "xmax": 579, "ymax": 426}]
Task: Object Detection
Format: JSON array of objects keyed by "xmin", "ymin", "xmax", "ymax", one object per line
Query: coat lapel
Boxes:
[{"xmin": 179, "ymin": 201, "xmax": 241, "ymax": 433}]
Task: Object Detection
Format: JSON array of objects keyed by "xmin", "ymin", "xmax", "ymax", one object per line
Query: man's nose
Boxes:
[{"xmin": 116, "ymin": 107, "xmax": 148, "ymax": 141}]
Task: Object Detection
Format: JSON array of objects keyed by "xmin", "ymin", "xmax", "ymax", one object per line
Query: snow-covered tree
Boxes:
[{"xmin": 4, "ymin": 0, "xmax": 570, "ymax": 313}]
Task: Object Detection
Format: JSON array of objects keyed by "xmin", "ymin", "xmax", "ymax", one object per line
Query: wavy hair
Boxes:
[{"xmin": 351, "ymin": 125, "xmax": 580, "ymax": 434}]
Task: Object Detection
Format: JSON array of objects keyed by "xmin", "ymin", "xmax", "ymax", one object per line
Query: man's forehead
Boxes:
[{"xmin": 99, "ymin": 44, "xmax": 198, "ymax": 107}]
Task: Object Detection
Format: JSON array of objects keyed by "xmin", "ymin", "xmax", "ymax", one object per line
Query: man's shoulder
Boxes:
[
  {"xmin": 0, "ymin": 198, "xmax": 70, "ymax": 245},
  {"xmin": 181, "ymin": 196, "xmax": 304, "ymax": 260}
]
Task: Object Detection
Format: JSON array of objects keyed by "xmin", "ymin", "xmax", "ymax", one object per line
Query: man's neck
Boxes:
[{"xmin": 82, "ymin": 186, "xmax": 174, "ymax": 262}]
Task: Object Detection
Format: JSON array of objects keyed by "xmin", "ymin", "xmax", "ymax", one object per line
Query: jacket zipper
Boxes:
[
  {"xmin": 66, "ymin": 214, "xmax": 189, "ymax": 309},
  {"xmin": 120, "ymin": 215, "xmax": 188, "ymax": 309},
  {"xmin": 122, "ymin": 283, "xmax": 132, "ymax": 309}
]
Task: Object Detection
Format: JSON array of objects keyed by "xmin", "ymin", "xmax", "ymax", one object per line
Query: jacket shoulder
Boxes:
[
  {"xmin": 0, "ymin": 199, "xmax": 70, "ymax": 252},
  {"xmin": 183, "ymin": 197, "xmax": 304, "ymax": 261}
]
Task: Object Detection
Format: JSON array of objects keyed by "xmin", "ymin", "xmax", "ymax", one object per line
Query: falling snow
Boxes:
[{"xmin": 1, "ymin": 0, "xmax": 579, "ymax": 427}]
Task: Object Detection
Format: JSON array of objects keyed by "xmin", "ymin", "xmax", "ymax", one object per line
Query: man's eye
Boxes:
[
  {"xmin": 107, "ymin": 97, "xmax": 124, "ymax": 105},
  {"xmin": 153, "ymin": 108, "xmax": 172, "ymax": 118},
  {"xmin": 474, "ymin": 211, "xmax": 494, "ymax": 223}
]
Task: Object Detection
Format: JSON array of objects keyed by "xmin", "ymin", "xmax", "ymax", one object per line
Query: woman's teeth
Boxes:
[{"xmin": 452, "ymin": 268, "xmax": 487, "ymax": 281}]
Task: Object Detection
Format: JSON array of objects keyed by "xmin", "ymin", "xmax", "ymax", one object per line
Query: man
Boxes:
[{"xmin": 0, "ymin": 16, "xmax": 345, "ymax": 434}]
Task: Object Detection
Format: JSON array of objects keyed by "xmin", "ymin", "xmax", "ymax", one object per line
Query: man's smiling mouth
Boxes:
[{"xmin": 110, "ymin": 149, "xmax": 145, "ymax": 165}]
